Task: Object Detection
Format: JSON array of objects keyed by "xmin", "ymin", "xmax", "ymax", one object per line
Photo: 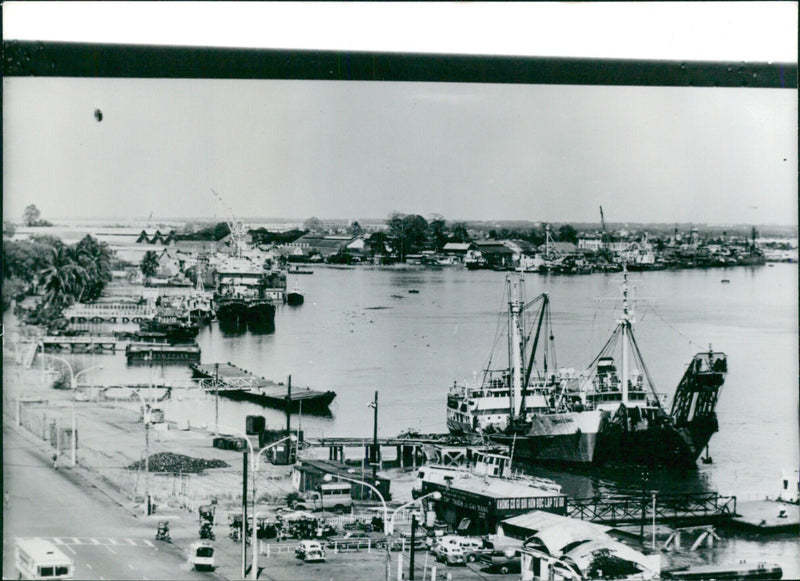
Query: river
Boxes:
[{"xmin": 16, "ymin": 261, "xmax": 799, "ymax": 575}]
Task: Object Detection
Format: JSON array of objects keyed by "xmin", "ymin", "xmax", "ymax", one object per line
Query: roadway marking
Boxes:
[
  {"xmin": 86, "ymin": 564, "xmax": 93, "ymax": 570},
  {"xmin": 126, "ymin": 538, "xmax": 137, "ymax": 545},
  {"xmin": 52, "ymin": 537, "xmax": 66, "ymax": 545},
  {"xmin": 62, "ymin": 544, "xmax": 76, "ymax": 555},
  {"xmin": 90, "ymin": 538, "xmax": 101, "ymax": 545},
  {"xmin": 105, "ymin": 545, "xmax": 117, "ymax": 555},
  {"xmin": 71, "ymin": 537, "xmax": 82, "ymax": 544},
  {"xmin": 143, "ymin": 539, "xmax": 154, "ymax": 547},
  {"xmin": 108, "ymin": 538, "xmax": 118, "ymax": 545},
  {"xmin": 128, "ymin": 563, "xmax": 136, "ymax": 569}
]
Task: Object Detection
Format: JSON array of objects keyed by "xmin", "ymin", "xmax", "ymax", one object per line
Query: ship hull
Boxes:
[
  {"xmin": 489, "ymin": 410, "xmax": 608, "ymax": 465},
  {"xmin": 215, "ymin": 298, "xmax": 276, "ymax": 329},
  {"xmin": 488, "ymin": 412, "xmax": 718, "ymax": 468}
]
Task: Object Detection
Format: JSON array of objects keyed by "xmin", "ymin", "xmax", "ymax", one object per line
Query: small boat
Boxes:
[
  {"xmin": 287, "ymin": 290, "xmax": 304, "ymax": 306},
  {"xmin": 663, "ymin": 561, "xmax": 783, "ymax": 580},
  {"xmin": 408, "ymin": 289, "xmax": 419, "ymax": 294}
]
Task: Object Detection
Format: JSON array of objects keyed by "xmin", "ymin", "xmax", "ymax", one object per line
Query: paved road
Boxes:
[{"xmin": 2, "ymin": 423, "xmax": 220, "ymax": 581}]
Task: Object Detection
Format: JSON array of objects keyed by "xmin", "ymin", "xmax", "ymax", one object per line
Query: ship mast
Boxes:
[
  {"xmin": 507, "ymin": 277, "xmax": 527, "ymax": 419},
  {"xmin": 619, "ymin": 266, "xmax": 634, "ymax": 405}
]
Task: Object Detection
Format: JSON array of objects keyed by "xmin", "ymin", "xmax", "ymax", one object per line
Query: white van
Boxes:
[
  {"xmin": 189, "ymin": 541, "xmax": 215, "ymax": 571},
  {"xmin": 293, "ymin": 482, "xmax": 353, "ymax": 512},
  {"xmin": 15, "ymin": 538, "xmax": 74, "ymax": 580}
]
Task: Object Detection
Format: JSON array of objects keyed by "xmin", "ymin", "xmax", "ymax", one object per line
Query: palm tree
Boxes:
[
  {"xmin": 39, "ymin": 245, "xmax": 85, "ymax": 311},
  {"xmin": 75, "ymin": 235, "xmax": 113, "ymax": 301},
  {"xmin": 140, "ymin": 251, "xmax": 160, "ymax": 279}
]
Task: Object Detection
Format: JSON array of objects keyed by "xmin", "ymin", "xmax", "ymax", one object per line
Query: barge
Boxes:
[{"xmin": 190, "ymin": 363, "xmax": 336, "ymax": 414}]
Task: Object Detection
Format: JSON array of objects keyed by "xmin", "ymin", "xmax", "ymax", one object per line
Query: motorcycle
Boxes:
[
  {"xmin": 156, "ymin": 520, "xmax": 171, "ymax": 543},
  {"xmin": 200, "ymin": 521, "xmax": 215, "ymax": 541}
]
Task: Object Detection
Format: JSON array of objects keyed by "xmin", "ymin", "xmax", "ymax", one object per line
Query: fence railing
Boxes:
[{"xmin": 568, "ymin": 492, "xmax": 737, "ymax": 525}]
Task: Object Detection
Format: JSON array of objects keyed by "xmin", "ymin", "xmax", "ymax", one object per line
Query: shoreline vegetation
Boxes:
[{"xmin": 3, "ymin": 210, "xmax": 797, "ymax": 330}]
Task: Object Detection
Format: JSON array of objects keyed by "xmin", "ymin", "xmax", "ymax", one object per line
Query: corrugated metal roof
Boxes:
[{"xmin": 451, "ymin": 477, "xmax": 563, "ymax": 499}]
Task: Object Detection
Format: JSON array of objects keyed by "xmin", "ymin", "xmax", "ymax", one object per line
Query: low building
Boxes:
[
  {"xmin": 292, "ymin": 459, "xmax": 391, "ymax": 501},
  {"xmin": 503, "ymin": 511, "xmax": 660, "ymax": 581},
  {"xmin": 420, "ymin": 476, "xmax": 567, "ymax": 535},
  {"xmin": 442, "ymin": 242, "xmax": 474, "ymax": 256},
  {"xmin": 473, "ymin": 241, "xmax": 515, "ymax": 269},
  {"xmin": 286, "ymin": 234, "xmax": 357, "ymax": 259}
]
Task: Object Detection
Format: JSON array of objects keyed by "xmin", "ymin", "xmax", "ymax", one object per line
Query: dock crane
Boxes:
[
  {"xmin": 599, "ymin": 205, "xmax": 607, "ymax": 251},
  {"xmin": 210, "ymin": 188, "xmax": 246, "ymax": 257}
]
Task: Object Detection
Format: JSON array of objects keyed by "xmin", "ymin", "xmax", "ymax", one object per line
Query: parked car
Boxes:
[
  {"xmin": 433, "ymin": 543, "xmax": 466, "ymax": 566},
  {"xmin": 451, "ymin": 537, "xmax": 488, "ymax": 563},
  {"xmin": 295, "ymin": 540, "xmax": 326, "ymax": 562},
  {"xmin": 326, "ymin": 531, "xmax": 388, "ymax": 550},
  {"xmin": 478, "ymin": 547, "xmax": 522, "ymax": 575}
]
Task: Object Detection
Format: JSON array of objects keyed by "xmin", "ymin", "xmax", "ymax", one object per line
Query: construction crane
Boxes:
[
  {"xmin": 210, "ymin": 188, "xmax": 246, "ymax": 257},
  {"xmin": 599, "ymin": 205, "xmax": 607, "ymax": 250}
]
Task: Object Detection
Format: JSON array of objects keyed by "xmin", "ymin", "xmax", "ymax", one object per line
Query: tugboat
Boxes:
[
  {"xmin": 286, "ymin": 288, "xmax": 304, "ymax": 306},
  {"xmin": 448, "ymin": 270, "xmax": 728, "ymax": 468}
]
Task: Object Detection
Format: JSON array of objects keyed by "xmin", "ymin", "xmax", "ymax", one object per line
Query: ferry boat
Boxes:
[{"xmin": 449, "ymin": 271, "xmax": 728, "ymax": 468}]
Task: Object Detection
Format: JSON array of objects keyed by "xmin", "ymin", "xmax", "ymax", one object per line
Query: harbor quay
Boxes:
[
  {"xmin": 3, "ymin": 352, "xmax": 544, "ymax": 581},
  {"xmin": 6, "ymin": 339, "xmax": 797, "ymax": 581}
]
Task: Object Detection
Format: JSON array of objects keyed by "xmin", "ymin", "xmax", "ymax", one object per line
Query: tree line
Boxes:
[{"xmin": 2, "ymin": 235, "xmax": 115, "ymax": 320}]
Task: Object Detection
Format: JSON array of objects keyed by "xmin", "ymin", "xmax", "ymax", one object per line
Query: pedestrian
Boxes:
[
  {"xmin": 4, "ymin": 490, "xmax": 9, "ymax": 507},
  {"xmin": 52, "ymin": 453, "xmax": 58, "ymax": 470}
]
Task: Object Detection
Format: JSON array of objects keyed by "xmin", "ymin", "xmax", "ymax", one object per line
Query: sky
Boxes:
[{"xmin": 2, "ymin": 2, "xmax": 798, "ymax": 225}]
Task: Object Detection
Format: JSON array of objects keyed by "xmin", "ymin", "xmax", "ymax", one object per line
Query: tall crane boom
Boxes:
[
  {"xmin": 211, "ymin": 188, "xmax": 246, "ymax": 257},
  {"xmin": 599, "ymin": 206, "xmax": 607, "ymax": 248}
]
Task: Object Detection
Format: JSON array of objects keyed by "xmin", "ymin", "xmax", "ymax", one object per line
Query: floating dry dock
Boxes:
[{"xmin": 190, "ymin": 363, "xmax": 336, "ymax": 414}]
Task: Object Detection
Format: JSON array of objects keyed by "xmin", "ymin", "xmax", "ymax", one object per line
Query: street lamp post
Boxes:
[
  {"xmin": 387, "ymin": 491, "xmax": 442, "ymax": 535},
  {"xmin": 131, "ymin": 390, "xmax": 152, "ymax": 516},
  {"xmin": 251, "ymin": 435, "xmax": 297, "ymax": 580},
  {"xmin": 388, "ymin": 491, "xmax": 442, "ymax": 581},
  {"xmin": 39, "ymin": 352, "xmax": 102, "ymax": 467},
  {"xmin": 216, "ymin": 424, "xmax": 253, "ymax": 580},
  {"xmin": 324, "ymin": 472, "xmax": 391, "ymax": 581}
]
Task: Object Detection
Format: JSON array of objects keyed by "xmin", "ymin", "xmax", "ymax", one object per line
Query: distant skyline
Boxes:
[{"xmin": 4, "ymin": 78, "xmax": 796, "ymax": 226}]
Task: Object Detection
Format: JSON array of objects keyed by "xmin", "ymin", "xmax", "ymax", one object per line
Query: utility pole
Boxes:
[
  {"xmin": 409, "ymin": 514, "xmax": 417, "ymax": 580},
  {"xmin": 145, "ymin": 407, "xmax": 151, "ymax": 514},
  {"xmin": 214, "ymin": 363, "xmax": 219, "ymax": 435},
  {"xmin": 242, "ymin": 450, "xmax": 248, "ymax": 579},
  {"xmin": 286, "ymin": 375, "xmax": 292, "ymax": 462},
  {"xmin": 640, "ymin": 469, "xmax": 648, "ymax": 541},
  {"xmin": 371, "ymin": 391, "xmax": 379, "ymax": 484}
]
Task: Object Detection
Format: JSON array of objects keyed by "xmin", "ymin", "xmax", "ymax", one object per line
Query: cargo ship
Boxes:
[
  {"xmin": 447, "ymin": 271, "xmax": 728, "ymax": 468},
  {"xmin": 213, "ymin": 256, "xmax": 285, "ymax": 330}
]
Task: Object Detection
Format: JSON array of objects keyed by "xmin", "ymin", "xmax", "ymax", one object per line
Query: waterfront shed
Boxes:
[
  {"xmin": 292, "ymin": 459, "xmax": 391, "ymax": 501},
  {"xmin": 421, "ymin": 476, "xmax": 567, "ymax": 535}
]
